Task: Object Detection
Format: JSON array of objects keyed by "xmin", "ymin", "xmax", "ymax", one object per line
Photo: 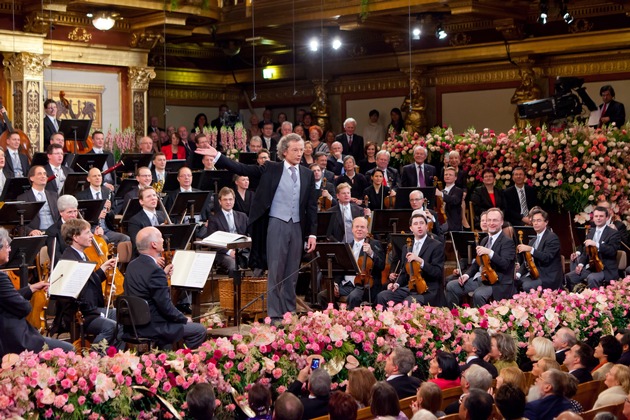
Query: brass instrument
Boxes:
[
  {"xmin": 152, "ymin": 179, "xmax": 165, "ymax": 194},
  {"xmin": 518, "ymin": 230, "xmax": 539, "ymax": 279}
]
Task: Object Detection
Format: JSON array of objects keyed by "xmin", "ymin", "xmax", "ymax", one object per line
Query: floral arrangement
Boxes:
[
  {"xmin": 195, "ymin": 126, "xmax": 218, "ymax": 149},
  {"xmin": 381, "ymin": 127, "xmax": 424, "ymax": 168},
  {"xmin": 2, "ymin": 278, "xmax": 630, "ymax": 419},
  {"xmin": 221, "ymin": 122, "xmax": 247, "ymax": 160},
  {"xmin": 103, "ymin": 126, "xmax": 137, "ymax": 162}
]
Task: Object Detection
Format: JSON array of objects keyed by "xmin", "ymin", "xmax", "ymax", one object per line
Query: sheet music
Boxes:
[
  {"xmin": 49, "ymin": 260, "xmax": 96, "ymax": 298},
  {"xmin": 588, "ymin": 109, "xmax": 601, "ymax": 126},
  {"xmin": 171, "ymin": 250, "xmax": 216, "ymax": 289},
  {"xmin": 201, "ymin": 231, "xmax": 250, "ymax": 247}
]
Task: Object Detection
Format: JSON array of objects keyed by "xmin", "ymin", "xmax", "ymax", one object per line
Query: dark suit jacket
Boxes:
[
  {"xmin": 0, "ymin": 271, "xmax": 45, "ymax": 358},
  {"xmin": 16, "ymin": 188, "xmax": 59, "ymax": 234},
  {"xmin": 43, "ymin": 117, "xmax": 60, "ymax": 150},
  {"xmin": 316, "ymin": 181, "xmax": 337, "ymax": 208},
  {"xmin": 365, "ymin": 166, "xmax": 400, "ymax": 190},
  {"xmin": 215, "ymin": 155, "xmax": 318, "ymax": 270},
  {"xmin": 442, "ymin": 185, "xmax": 463, "ymax": 232},
  {"xmin": 127, "ymin": 210, "xmax": 166, "ymax": 256},
  {"xmin": 471, "ymin": 186, "xmax": 504, "ymax": 228},
  {"xmin": 123, "ymin": 254, "xmax": 187, "ymax": 347},
  {"xmin": 401, "ymin": 163, "xmax": 437, "ymax": 188},
  {"xmin": 396, "ymin": 237, "xmax": 445, "ymax": 306},
  {"xmin": 577, "ymin": 225, "xmax": 621, "ymax": 282},
  {"xmin": 261, "ymin": 135, "xmax": 279, "ymax": 154},
  {"xmin": 326, "ymin": 203, "xmax": 365, "ymax": 242},
  {"xmin": 518, "ymin": 229, "xmax": 563, "ymax": 290},
  {"xmin": 570, "ymin": 367, "xmax": 593, "ymax": 384},
  {"xmin": 336, "ymin": 133, "xmax": 364, "ymax": 163},
  {"xmin": 504, "ymin": 185, "xmax": 538, "ymax": 227},
  {"xmin": 234, "ymin": 189, "xmax": 255, "ymax": 216},
  {"xmin": 206, "ymin": 209, "xmax": 248, "ymax": 254},
  {"xmin": 76, "ymin": 186, "xmax": 116, "ymax": 230},
  {"xmin": 287, "ymin": 380, "xmax": 330, "ymax": 420},
  {"xmin": 524, "ymin": 394, "xmax": 573, "ymax": 420},
  {"xmin": 465, "ymin": 232, "xmax": 516, "ymax": 301},
  {"xmin": 335, "ymin": 173, "xmax": 369, "ymax": 200},
  {"xmin": 461, "ymin": 356, "xmax": 499, "ymax": 378},
  {"xmin": 163, "ymin": 187, "xmax": 202, "ymax": 213},
  {"xmin": 363, "ymin": 185, "xmax": 391, "ymax": 211},
  {"xmin": 386, "ymin": 375, "xmax": 422, "ymax": 399},
  {"xmin": 4, "ymin": 149, "xmax": 30, "ymax": 179},
  {"xmin": 44, "ymin": 163, "xmax": 73, "ymax": 193},
  {"xmin": 326, "ymin": 155, "xmax": 345, "ymax": 175},
  {"xmin": 556, "ymin": 349, "xmax": 569, "ymax": 365},
  {"xmin": 85, "ymin": 150, "xmax": 116, "ymax": 183},
  {"xmin": 600, "ymin": 100, "xmax": 626, "ymax": 128},
  {"xmin": 45, "ymin": 218, "xmax": 67, "ymax": 266},
  {"xmin": 440, "ymin": 166, "xmax": 469, "ymax": 190}
]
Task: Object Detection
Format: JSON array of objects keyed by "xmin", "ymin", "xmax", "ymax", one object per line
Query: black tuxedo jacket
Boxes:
[
  {"xmin": 386, "ymin": 375, "xmax": 422, "ymax": 399},
  {"xmin": 44, "ymin": 163, "xmax": 73, "ymax": 193},
  {"xmin": 215, "ymin": 155, "xmax": 318, "ymax": 270},
  {"xmin": 124, "ymin": 254, "xmax": 187, "ymax": 346},
  {"xmin": 363, "ymin": 185, "xmax": 391, "ymax": 211},
  {"xmin": 396, "ymin": 236, "xmax": 445, "ymax": 306},
  {"xmin": 365, "ymin": 167, "xmax": 400, "ymax": 190},
  {"xmin": 442, "ymin": 185, "xmax": 464, "ymax": 232},
  {"xmin": 45, "ymin": 218, "xmax": 67, "ymax": 266},
  {"xmin": 577, "ymin": 225, "xmax": 621, "ymax": 281},
  {"xmin": 401, "ymin": 163, "xmax": 437, "ymax": 188},
  {"xmin": 127, "ymin": 210, "xmax": 166, "ymax": 256},
  {"xmin": 440, "ymin": 166, "xmax": 469, "ymax": 190},
  {"xmin": 518, "ymin": 229, "xmax": 563, "ymax": 290},
  {"xmin": 465, "ymin": 232, "xmax": 516, "ymax": 301},
  {"xmin": 163, "ymin": 187, "xmax": 202, "ymax": 212},
  {"xmin": 17, "ymin": 188, "xmax": 59, "ymax": 234},
  {"xmin": 600, "ymin": 100, "xmax": 626, "ymax": 127},
  {"xmin": 570, "ymin": 367, "xmax": 593, "ymax": 384},
  {"xmin": 288, "ymin": 380, "xmax": 330, "ymax": 419},
  {"xmin": 43, "ymin": 117, "xmax": 60, "ymax": 150},
  {"xmin": 461, "ymin": 356, "xmax": 499, "ymax": 378},
  {"xmin": 261, "ymin": 134, "xmax": 279, "ymax": 154},
  {"xmin": 556, "ymin": 348, "xmax": 569, "ymax": 365},
  {"xmin": 60, "ymin": 247, "xmax": 107, "ymax": 323},
  {"xmin": 0, "ymin": 271, "xmax": 45, "ymax": 358},
  {"xmin": 326, "ymin": 155, "xmax": 345, "ymax": 175},
  {"xmin": 504, "ymin": 185, "xmax": 538, "ymax": 227},
  {"xmin": 471, "ymin": 186, "xmax": 504, "ymax": 228},
  {"xmin": 85, "ymin": 149, "xmax": 116, "ymax": 182},
  {"xmin": 326, "ymin": 203, "xmax": 365, "ymax": 242},
  {"xmin": 4, "ymin": 149, "xmax": 30, "ymax": 179},
  {"xmin": 76, "ymin": 186, "xmax": 116, "ymax": 230},
  {"xmin": 336, "ymin": 133, "xmax": 364, "ymax": 163},
  {"xmin": 316, "ymin": 181, "xmax": 338, "ymax": 208}
]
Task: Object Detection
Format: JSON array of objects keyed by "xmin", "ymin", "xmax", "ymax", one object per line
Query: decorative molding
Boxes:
[
  {"xmin": 130, "ymin": 31, "xmax": 164, "ymax": 49},
  {"xmin": 2, "ymin": 52, "xmax": 50, "ymax": 80},
  {"xmin": 68, "ymin": 27, "xmax": 92, "ymax": 43},
  {"xmin": 25, "ymin": 80, "xmax": 42, "ymax": 149},
  {"xmin": 43, "ymin": 82, "xmax": 105, "ymax": 94},
  {"xmin": 449, "ymin": 32, "xmax": 471, "ymax": 47},
  {"xmin": 13, "ymin": 81, "xmax": 24, "ymax": 131},
  {"xmin": 44, "ymin": 40, "xmax": 148, "ymax": 67},
  {"xmin": 568, "ymin": 19, "xmax": 594, "ymax": 34},
  {"xmin": 128, "ymin": 67, "xmax": 156, "ymax": 90},
  {"xmin": 494, "ymin": 18, "xmax": 525, "ymax": 41},
  {"xmin": 328, "ymin": 77, "xmax": 409, "ymax": 95},
  {"xmin": 133, "ymin": 91, "xmax": 145, "ymax": 139},
  {"xmin": 431, "ymin": 66, "xmax": 522, "ymax": 86},
  {"xmin": 149, "ymin": 88, "xmax": 241, "ymax": 102}
]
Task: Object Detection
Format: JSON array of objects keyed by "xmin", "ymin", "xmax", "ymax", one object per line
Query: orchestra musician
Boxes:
[
  {"xmin": 45, "ymin": 195, "xmax": 85, "ymax": 265},
  {"xmin": 233, "ymin": 174, "xmax": 255, "ymax": 216},
  {"xmin": 376, "ymin": 212, "xmax": 445, "ymax": 307},
  {"xmin": 44, "ymin": 144, "xmax": 73, "ymax": 194},
  {"xmin": 0, "ymin": 227, "xmax": 74, "ymax": 357},
  {"xmin": 516, "ymin": 207, "xmax": 563, "ymax": 292},
  {"xmin": 86, "ymin": 131, "xmax": 115, "ymax": 188},
  {"xmin": 114, "ymin": 166, "xmax": 153, "ymax": 215},
  {"xmin": 363, "ymin": 168, "xmax": 392, "ymax": 211},
  {"xmin": 127, "ymin": 187, "xmax": 166, "ymax": 257},
  {"xmin": 123, "ymin": 226, "xmax": 207, "ymax": 350},
  {"xmin": 17, "ymin": 166, "xmax": 59, "ymax": 235},
  {"xmin": 310, "ymin": 163, "xmax": 337, "ymax": 208},
  {"xmin": 409, "ymin": 190, "xmax": 443, "ymax": 242},
  {"xmin": 445, "ymin": 207, "xmax": 516, "ymax": 308},
  {"xmin": 435, "ymin": 166, "xmax": 464, "ymax": 232},
  {"xmin": 4, "ymin": 130, "xmax": 30, "ymax": 178},
  {"xmin": 327, "ymin": 183, "xmax": 370, "ymax": 243},
  {"xmin": 565, "ymin": 205, "xmax": 621, "ymax": 290},
  {"xmin": 318, "ymin": 216, "xmax": 384, "ymax": 309}
]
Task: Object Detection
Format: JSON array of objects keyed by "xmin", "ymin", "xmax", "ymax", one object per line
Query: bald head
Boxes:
[{"xmin": 136, "ymin": 227, "xmax": 162, "ymax": 253}]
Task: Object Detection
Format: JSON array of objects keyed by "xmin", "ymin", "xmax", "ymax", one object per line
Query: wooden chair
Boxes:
[
  {"xmin": 400, "ymin": 395, "xmax": 416, "ymax": 419},
  {"xmin": 573, "ymin": 380, "xmax": 606, "ymax": 412},
  {"xmin": 617, "ymin": 250, "xmax": 627, "ymax": 278},
  {"xmin": 441, "ymin": 386, "xmax": 463, "ymax": 411},
  {"xmin": 356, "ymin": 405, "xmax": 373, "ymax": 420},
  {"xmin": 581, "ymin": 402, "xmax": 625, "ymax": 420},
  {"xmin": 439, "ymin": 413, "xmax": 461, "ymax": 420}
]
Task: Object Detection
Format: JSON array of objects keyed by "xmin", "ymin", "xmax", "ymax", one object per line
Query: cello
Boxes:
[
  {"xmin": 0, "ymin": 96, "xmax": 33, "ymax": 163},
  {"xmin": 58, "ymin": 91, "xmax": 93, "ymax": 154}
]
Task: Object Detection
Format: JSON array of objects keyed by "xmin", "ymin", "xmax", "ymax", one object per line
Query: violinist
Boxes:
[
  {"xmin": 317, "ymin": 216, "xmax": 384, "ymax": 309},
  {"xmin": 376, "ymin": 212, "xmax": 444, "ymax": 307},
  {"xmin": 326, "ymin": 183, "xmax": 371, "ymax": 243},
  {"xmin": 315, "ymin": 152, "xmax": 335, "ymax": 183},
  {"xmin": 4, "ymin": 131, "xmax": 30, "ymax": 178},
  {"xmin": 86, "ymin": 131, "xmax": 115, "ymax": 188},
  {"xmin": 566, "ymin": 206, "xmax": 621, "ymax": 290},
  {"xmin": 434, "ymin": 166, "xmax": 463, "ymax": 232},
  {"xmin": 0, "ymin": 227, "xmax": 74, "ymax": 358},
  {"xmin": 51, "ymin": 218, "xmax": 122, "ymax": 350},
  {"xmin": 335, "ymin": 156, "xmax": 368, "ymax": 204},
  {"xmin": 445, "ymin": 207, "xmax": 516, "ymax": 308},
  {"xmin": 114, "ymin": 166, "xmax": 153, "ymax": 215},
  {"xmin": 409, "ymin": 190, "xmax": 443, "ymax": 242},
  {"xmin": 310, "ymin": 163, "xmax": 336, "ymax": 208},
  {"xmin": 515, "ymin": 207, "xmax": 563, "ymax": 291},
  {"xmin": 363, "ymin": 168, "xmax": 393, "ymax": 211}
]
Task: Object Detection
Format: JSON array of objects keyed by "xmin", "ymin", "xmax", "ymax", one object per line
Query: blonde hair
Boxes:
[
  {"xmin": 530, "ymin": 337, "xmax": 555, "ymax": 361},
  {"xmin": 611, "ymin": 364, "xmax": 630, "ymax": 393},
  {"xmin": 499, "ymin": 367, "xmax": 527, "ymax": 394}
]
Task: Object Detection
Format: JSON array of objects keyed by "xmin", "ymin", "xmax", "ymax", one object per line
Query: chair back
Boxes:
[
  {"xmin": 441, "ymin": 386, "xmax": 463, "ymax": 411},
  {"xmin": 581, "ymin": 401, "xmax": 625, "ymax": 420},
  {"xmin": 617, "ymin": 250, "xmax": 627, "ymax": 271},
  {"xmin": 115, "ymin": 295, "xmax": 151, "ymax": 339},
  {"xmin": 573, "ymin": 380, "xmax": 606, "ymax": 412},
  {"xmin": 399, "ymin": 395, "xmax": 415, "ymax": 419}
]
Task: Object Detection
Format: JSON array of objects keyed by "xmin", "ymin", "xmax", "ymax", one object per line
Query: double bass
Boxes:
[{"xmin": 58, "ymin": 91, "xmax": 93, "ymax": 154}]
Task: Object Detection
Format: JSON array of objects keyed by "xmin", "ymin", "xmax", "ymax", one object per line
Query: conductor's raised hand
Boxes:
[{"xmin": 194, "ymin": 146, "xmax": 218, "ymax": 159}]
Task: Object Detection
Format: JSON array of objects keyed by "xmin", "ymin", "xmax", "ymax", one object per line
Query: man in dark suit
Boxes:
[
  {"xmin": 446, "ymin": 208, "xmax": 516, "ymax": 308},
  {"xmin": 123, "ymin": 226, "xmax": 207, "ymax": 349},
  {"xmin": 288, "ymin": 366, "xmax": 331, "ymax": 419},
  {"xmin": 565, "ymin": 206, "xmax": 621, "ymax": 289},
  {"xmin": 599, "ymin": 85, "xmax": 626, "ymax": 128},
  {"xmin": 44, "ymin": 144, "xmax": 73, "ymax": 194},
  {"xmin": 45, "ymin": 195, "xmax": 82, "ymax": 265},
  {"xmin": 335, "ymin": 156, "xmax": 368, "ymax": 203},
  {"xmin": 461, "ymin": 329, "xmax": 499, "ymax": 378},
  {"xmin": 563, "ymin": 343, "xmax": 595, "ymax": 384},
  {"xmin": 436, "ymin": 166, "xmax": 464, "ymax": 232},
  {"xmin": 148, "ymin": 116, "xmax": 163, "ymax": 136},
  {"xmin": 326, "ymin": 141, "xmax": 345, "ymax": 175},
  {"xmin": 260, "ymin": 121, "xmax": 279, "ymax": 154},
  {"xmin": 553, "ymin": 327, "xmax": 577, "ymax": 365},
  {"xmin": 115, "ymin": 166, "xmax": 153, "ymax": 215},
  {"xmin": 127, "ymin": 187, "xmax": 166, "ymax": 256},
  {"xmin": 315, "ymin": 152, "xmax": 335, "ymax": 183},
  {"xmin": 163, "ymin": 166, "xmax": 202, "ymax": 211},
  {"xmin": 326, "ymin": 182, "xmax": 369, "ymax": 242},
  {"xmin": 384, "ymin": 346, "xmax": 422, "ymax": 398},
  {"xmin": 365, "ymin": 150, "xmax": 400, "ymax": 190},
  {"xmin": 504, "ymin": 166, "xmax": 538, "ymax": 227},
  {"xmin": 336, "ymin": 117, "xmax": 364, "ymax": 163},
  {"xmin": 310, "ymin": 163, "xmax": 337, "ymax": 209},
  {"xmin": 4, "ymin": 131, "xmax": 30, "ymax": 178},
  {"xmin": 206, "ymin": 187, "xmax": 248, "ymax": 273},
  {"xmin": 0, "ymin": 227, "xmax": 74, "ymax": 358},
  {"xmin": 43, "ymin": 99, "xmax": 61, "ymax": 150},
  {"xmin": 273, "ymin": 393, "xmax": 304, "ymax": 420},
  {"xmin": 401, "ymin": 145, "xmax": 436, "ymax": 188},
  {"xmin": 523, "ymin": 368, "xmax": 573, "ymax": 420},
  {"xmin": 516, "ymin": 207, "xmax": 563, "ymax": 291},
  {"xmin": 17, "ymin": 165, "xmax": 59, "ymax": 235},
  {"xmin": 196, "ymin": 133, "xmax": 318, "ymax": 321},
  {"xmin": 616, "ymin": 330, "xmax": 630, "ymax": 366},
  {"xmin": 86, "ymin": 130, "xmax": 116, "ymax": 187},
  {"xmin": 377, "ymin": 212, "xmax": 445, "ymax": 307}
]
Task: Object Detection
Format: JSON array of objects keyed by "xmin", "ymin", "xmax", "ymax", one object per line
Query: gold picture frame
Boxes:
[{"xmin": 44, "ymin": 83, "xmax": 104, "ymax": 131}]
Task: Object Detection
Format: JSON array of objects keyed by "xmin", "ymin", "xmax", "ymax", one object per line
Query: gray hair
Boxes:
[
  {"xmin": 472, "ymin": 329, "xmax": 492, "ymax": 358},
  {"xmin": 309, "ymin": 368, "xmax": 331, "ymax": 398},
  {"xmin": 343, "ymin": 117, "xmax": 357, "ymax": 127},
  {"xmin": 249, "ymin": 136, "xmax": 262, "ymax": 146},
  {"xmin": 376, "ymin": 149, "xmax": 390, "ymax": 159},
  {"xmin": 281, "ymin": 121, "xmax": 293, "ymax": 130},
  {"xmin": 557, "ymin": 327, "xmax": 578, "ymax": 347},
  {"xmin": 277, "ymin": 133, "xmax": 304, "ymax": 157},
  {"xmin": 57, "ymin": 195, "xmax": 78, "ymax": 212},
  {"xmin": 464, "ymin": 365, "xmax": 493, "ymax": 391},
  {"xmin": 411, "ymin": 410, "xmax": 438, "ymax": 420},
  {"xmin": 414, "ymin": 145, "xmax": 427, "ymax": 154},
  {"xmin": 343, "ymin": 155, "xmax": 356, "ymax": 164},
  {"xmin": 0, "ymin": 227, "xmax": 10, "ymax": 250},
  {"xmin": 545, "ymin": 368, "xmax": 567, "ymax": 396},
  {"xmin": 391, "ymin": 346, "xmax": 416, "ymax": 375}
]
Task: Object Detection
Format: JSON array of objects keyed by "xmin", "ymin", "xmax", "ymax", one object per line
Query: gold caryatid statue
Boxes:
[
  {"xmin": 402, "ymin": 76, "xmax": 427, "ymax": 135},
  {"xmin": 310, "ymin": 80, "xmax": 329, "ymax": 133},
  {"xmin": 511, "ymin": 68, "xmax": 542, "ymax": 130}
]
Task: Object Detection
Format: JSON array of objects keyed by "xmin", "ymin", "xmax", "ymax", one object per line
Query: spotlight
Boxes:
[
  {"xmin": 562, "ymin": 7, "xmax": 574, "ymax": 24},
  {"xmin": 538, "ymin": 1, "xmax": 548, "ymax": 25},
  {"xmin": 412, "ymin": 27, "xmax": 421, "ymax": 40},
  {"xmin": 435, "ymin": 24, "xmax": 447, "ymax": 40},
  {"xmin": 309, "ymin": 38, "xmax": 319, "ymax": 52},
  {"xmin": 331, "ymin": 37, "xmax": 342, "ymax": 50}
]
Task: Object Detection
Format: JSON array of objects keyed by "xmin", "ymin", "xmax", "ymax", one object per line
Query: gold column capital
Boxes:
[
  {"xmin": 128, "ymin": 66, "xmax": 156, "ymax": 91},
  {"xmin": 2, "ymin": 52, "xmax": 50, "ymax": 80}
]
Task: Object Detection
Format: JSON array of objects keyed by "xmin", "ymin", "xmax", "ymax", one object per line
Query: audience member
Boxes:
[
  {"xmin": 496, "ymin": 366, "xmax": 528, "ymax": 394},
  {"xmin": 370, "ymin": 381, "xmax": 408, "ymax": 420},
  {"xmin": 358, "ymin": 142, "xmax": 378, "ymax": 174},
  {"xmin": 617, "ymin": 329, "xmax": 630, "ymax": 366},
  {"xmin": 524, "ymin": 368, "xmax": 573, "ymax": 420},
  {"xmin": 384, "ymin": 346, "xmax": 422, "ymax": 399},
  {"xmin": 248, "ymin": 383, "xmax": 273, "ymax": 420},
  {"xmin": 563, "ymin": 374, "xmax": 584, "ymax": 414},
  {"xmin": 470, "ymin": 169, "xmax": 504, "ymax": 229},
  {"xmin": 428, "ymin": 351, "xmax": 461, "ymax": 390},
  {"xmin": 490, "ymin": 333, "xmax": 519, "ymax": 372},
  {"xmin": 412, "ymin": 382, "xmax": 445, "ymax": 417},
  {"xmin": 410, "ymin": 409, "xmax": 438, "ymax": 420},
  {"xmin": 523, "ymin": 337, "xmax": 556, "ymax": 372},
  {"xmin": 495, "ymin": 383, "xmax": 526, "ymax": 420},
  {"xmin": 328, "ymin": 391, "xmax": 358, "ymax": 420},
  {"xmin": 444, "ymin": 365, "xmax": 493, "ymax": 415},
  {"xmin": 363, "ymin": 109, "xmax": 385, "ymax": 145},
  {"xmin": 186, "ymin": 383, "xmax": 216, "ymax": 420},
  {"xmin": 288, "ymin": 365, "xmax": 331, "ymax": 419},
  {"xmin": 564, "ymin": 343, "xmax": 596, "ymax": 383},
  {"xmin": 461, "ymin": 329, "xmax": 499, "ymax": 378},
  {"xmin": 553, "ymin": 327, "xmax": 578, "ymax": 364},
  {"xmin": 273, "ymin": 392, "xmax": 304, "ymax": 420},
  {"xmin": 347, "ymin": 367, "xmax": 377, "ymax": 408},
  {"xmin": 593, "ymin": 335, "xmax": 623, "ymax": 380},
  {"xmin": 527, "ymin": 357, "xmax": 561, "ymax": 402},
  {"xmin": 458, "ymin": 388, "xmax": 494, "ymax": 420},
  {"xmin": 593, "ymin": 364, "xmax": 630, "ymax": 409}
]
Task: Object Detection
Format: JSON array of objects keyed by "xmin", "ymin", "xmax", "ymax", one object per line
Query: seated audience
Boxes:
[
  {"xmin": 411, "ymin": 382, "xmax": 445, "ymax": 418},
  {"xmin": 553, "ymin": 327, "xmax": 578, "ymax": 364},
  {"xmin": 524, "ymin": 368, "xmax": 573, "ymax": 420},
  {"xmin": 347, "ymin": 367, "xmax": 377, "ymax": 408},
  {"xmin": 522, "ymin": 337, "xmax": 556, "ymax": 372},
  {"xmin": 490, "ymin": 332, "xmax": 519, "ymax": 372},
  {"xmin": 459, "ymin": 388, "xmax": 494, "ymax": 420},
  {"xmin": 186, "ymin": 383, "xmax": 216, "ymax": 420},
  {"xmin": 616, "ymin": 329, "xmax": 630, "ymax": 366},
  {"xmin": 527, "ymin": 357, "xmax": 561, "ymax": 402},
  {"xmin": 288, "ymin": 365, "xmax": 331, "ymax": 419},
  {"xmin": 592, "ymin": 335, "xmax": 623, "ymax": 380},
  {"xmin": 428, "ymin": 351, "xmax": 461, "ymax": 390},
  {"xmin": 496, "ymin": 366, "xmax": 528, "ymax": 394},
  {"xmin": 593, "ymin": 364, "xmax": 630, "ymax": 409},
  {"xmin": 495, "ymin": 383, "xmax": 527, "ymax": 420},
  {"xmin": 563, "ymin": 374, "xmax": 584, "ymax": 414},
  {"xmin": 248, "ymin": 383, "xmax": 273, "ymax": 420},
  {"xmin": 370, "ymin": 381, "xmax": 408, "ymax": 420},
  {"xmin": 384, "ymin": 346, "xmax": 422, "ymax": 399},
  {"xmin": 461, "ymin": 329, "xmax": 499, "ymax": 378},
  {"xmin": 444, "ymin": 365, "xmax": 493, "ymax": 415},
  {"xmin": 273, "ymin": 392, "xmax": 304, "ymax": 420},
  {"xmin": 328, "ymin": 391, "xmax": 358, "ymax": 420},
  {"xmin": 564, "ymin": 342, "xmax": 596, "ymax": 384}
]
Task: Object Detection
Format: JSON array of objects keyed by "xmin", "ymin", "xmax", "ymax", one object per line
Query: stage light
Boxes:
[
  {"xmin": 538, "ymin": 1, "xmax": 548, "ymax": 25},
  {"xmin": 90, "ymin": 11, "xmax": 117, "ymax": 31},
  {"xmin": 435, "ymin": 24, "xmax": 447, "ymax": 40},
  {"xmin": 309, "ymin": 38, "xmax": 319, "ymax": 52},
  {"xmin": 562, "ymin": 5, "xmax": 574, "ymax": 24},
  {"xmin": 331, "ymin": 37, "xmax": 342, "ymax": 50},
  {"xmin": 412, "ymin": 27, "xmax": 421, "ymax": 40}
]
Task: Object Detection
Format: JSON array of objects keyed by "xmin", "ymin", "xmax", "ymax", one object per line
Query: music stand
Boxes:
[
  {"xmin": 71, "ymin": 153, "xmax": 108, "ymax": 173},
  {"xmin": 315, "ymin": 242, "xmax": 360, "ymax": 305},
  {"xmin": 162, "ymin": 172, "xmax": 180, "ymax": 192},
  {"xmin": 0, "ymin": 201, "xmax": 43, "ymax": 235},
  {"xmin": 0, "ymin": 177, "xmax": 31, "ymax": 201},
  {"xmin": 62, "ymin": 173, "xmax": 89, "ymax": 196},
  {"xmin": 514, "ymin": 226, "xmax": 536, "ymax": 242},
  {"xmin": 77, "ymin": 199, "xmax": 106, "ymax": 225},
  {"xmin": 238, "ymin": 152, "xmax": 257, "ymax": 165},
  {"xmin": 168, "ymin": 191, "xmax": 210, "ymax": 223},
  {"xmin": 450, "ymin": 231, "xmax": 488, "ymax": 266},
  {"xmin": 120, "ymin": 198, "xmax": 142, "ymax": 227},
  {"xmin": 30, "ymin": 152, "xmax": 48, "ymax": 167},
  {"xmin": 165, "ymin": 159, "xmax": 186, "ymax": 173},
  {"xmin": 371, "ymin": 209, "xmax": 412, "ymax": 235},
  {"xmin": 114, "ymin": 179, "xmax": 139, "ymax": 201},
  {"xmin": 389, "ymin": 232, "xmax": 415, "ymax": 256},
  {"xmin": 59, "ymin": 119, "xmax": 92, "ymax": 152},
  {"xmin": 395, "ymin": 186, "xmax": 436, "ymax": 209},
  {"xmin": 1, "ymin": 235, "xmax": 47, "ymax": 288},
  {"xmin": 316, "ymin": 212, "xmax": 333, "ymax": 239},
  {"xmin": 197, "ymin": 170, "xmax": 233, "ymax": 193},
  {"xmin": 117, "ymin": 153, "xmax": 153, "ymax": 175}
]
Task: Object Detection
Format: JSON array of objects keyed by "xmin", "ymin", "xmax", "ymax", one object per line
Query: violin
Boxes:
[
  {"xmin": 318, "ymin": 177, "xmax": 332, "ymax": 211},
  {"xmin": 381, "ymin": 242, "xmax": 393, "ymax": 286},
  {"xmin": 354, "ymin": 235, "xmax": 374, "ymax": 288},
  {"xmin": 26, "ymin": 249, "xmax": 51, "ymax": 333},
  {"xmin": 0, "ymin": 96, "xmax": 33, "ymax": 163},
  {"xmin": 59, "ymin": 91, "xmax": 93, "ymax": 154},
  {"xmin": 584, "ymin": 225, "xmax": 604, "ymax": 273},
  {"xmin": 72, "ymin": 310, "xmax": 90, "ymax": 352},
  {"xmin": 163, "ymin": 236, "xmax": 174, "ymax": 286},
  {"xmin": 518, "ymin": 230, "xmax": 539, "ymax": 279},
  {"xmin": 405, "ymin": 237, "xmax": 427, "ymax": 294},
  {"xmin": 434, "ymin": 176, "xmax": 448, "ymax": 225},
  {"xmin": 474, "ymin": 232, "xmax": 499, "ymax": 285}
]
